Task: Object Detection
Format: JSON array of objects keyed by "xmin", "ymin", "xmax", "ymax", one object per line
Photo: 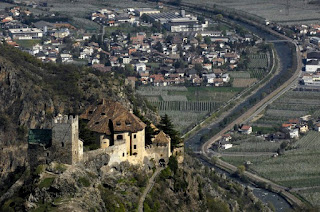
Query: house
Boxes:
[
  {"xmin": 305, "ymin": 60, "xmax": 320, "ymax": 73},
  {"xmin": 289, "ymin": 128, "xmax": 299, "ymax": 139},
  {"xmin": 135, "ymin": 63, "xmax": 146, "ymax": 72},
  {"xmin": 297, "ymin": 124, "xmax": 308, "ymax": 133},
  {"xmin": 222, "ymin": 73, "xmax": 230, "ymax": 83},
  {"xmin": 9, "ymin": 28, "xmax": 43, "ymax": 40},
  {"xmin": 221, "ymin": 144, "xmax": 233, "ymax": 149},
  {"xmin": 222, "ymin": 134, "xmax": 232, "ymax": 142},
  {"xmin": 314, "ymin": 123, "xmax": 320, "ymax": 132},
  {"xmin": 240, "ymin": 125, "xmax": 252, "ymax": 134}
]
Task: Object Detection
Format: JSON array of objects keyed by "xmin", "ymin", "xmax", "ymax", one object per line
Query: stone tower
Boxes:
[{"xmin": 51, "ymin": 114, "xmax": 83, "ymax": 165}]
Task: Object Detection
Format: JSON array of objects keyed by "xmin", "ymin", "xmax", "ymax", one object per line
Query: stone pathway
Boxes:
[{"xmin": 138, "ymin": 167, "xmax": 164, "ymax": 212}]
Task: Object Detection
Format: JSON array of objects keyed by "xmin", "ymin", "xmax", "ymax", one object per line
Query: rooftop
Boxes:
[{"xmin": 80, "ymin": 99, "xmax": 146, "ymax": 135}]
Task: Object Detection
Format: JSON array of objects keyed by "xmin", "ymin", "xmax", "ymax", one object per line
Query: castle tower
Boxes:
[{"xmin": 51, "ymin": 114, "xmax": 83, "ymax": 165}]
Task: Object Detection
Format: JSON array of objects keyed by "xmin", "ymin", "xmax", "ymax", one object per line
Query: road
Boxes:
[
  {"xmin": 138, "ymin": 167, "xmax": 163, "ymax": 212},
  {"xmin": 163, "ymin": 1, "xmax": 305, "ymax": 209},
  {"xmin": 198, "ymin": 17, "xmax": 305, "ymax": 211}
]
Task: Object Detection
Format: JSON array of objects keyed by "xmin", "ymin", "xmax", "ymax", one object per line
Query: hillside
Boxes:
[
  {"xmin": 0, "ymin": 44, "xmax": 272, "ymax": 211},
  {"xmin": 0, "ymin": 43, "xmax": 154, "ymax": 194}
]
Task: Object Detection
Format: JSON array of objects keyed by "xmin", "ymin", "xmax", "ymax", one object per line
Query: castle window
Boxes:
[
  {"xmin": 117, "ymin": 135, "xmax": 123, "ymax": 140},
  {"xmin": 122, "ymin": 153, "xmax": 125, "ymax": 157},
  {"xmin": 101, "ymin": 113, "xmax": 106, "ymax": 115},
  {"xmin": 61, "ymin": 142, "xmax": 64, "ymax": 147},
  {"xmin": 116, "ymin": 122, "xmax": 121, "ymax": 126},
  {"xmin": 134, "ymin": 134, "xmax": 136, "ymax": 139},
  {"xmin": 134, "ymin": 145, "xmax": 137, "ymax": 149},
  {"xmin": 46, "ymin": 152, "xmax": 49, "ymax": 157},
  {"xmin": 95, "ymin": 122, "xmax": 99, "ymax": 125},
  {"xmin": 89, "ymin": 111, "xmax": 93, "ymax": 114}
]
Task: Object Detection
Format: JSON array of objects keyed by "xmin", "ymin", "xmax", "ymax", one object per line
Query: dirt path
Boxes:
[{"xmin": 138, "ymin": 167, "xmax": 163, "ymax": 212}]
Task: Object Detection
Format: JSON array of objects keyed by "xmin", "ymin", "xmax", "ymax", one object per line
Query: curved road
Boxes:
[{"xmin": 163, "ymin": 1, "xmax": 305, "ymax": 209}]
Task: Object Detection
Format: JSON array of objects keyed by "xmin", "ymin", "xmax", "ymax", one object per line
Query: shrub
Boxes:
[
  {"xmin": 79, "ymin": 177, "xmax": 90, "ymax": 187},
  {"xmin": 39, "ymin": 178, "xmax": 55, "ymax": 189}
]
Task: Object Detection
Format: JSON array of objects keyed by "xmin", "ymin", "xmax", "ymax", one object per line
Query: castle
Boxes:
[{"xmin": 28, "ymin": 100, "xmax": 173, "ymax": 168}]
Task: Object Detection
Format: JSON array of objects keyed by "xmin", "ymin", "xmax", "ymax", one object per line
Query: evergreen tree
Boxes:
[{"xmin": 158, "ymin": 114, "xmax": 182, "ymax": 150}]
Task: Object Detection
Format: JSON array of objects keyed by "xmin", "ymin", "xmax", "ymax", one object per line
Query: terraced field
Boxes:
[{"xmin": 137, "ymin": 86, "xmax": 243, "ymax": 133}]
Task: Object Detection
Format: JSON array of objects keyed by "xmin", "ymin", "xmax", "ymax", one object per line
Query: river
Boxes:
[{"xmin": 185, "ymin": 18, "xmax": 294, "ymax": 211}]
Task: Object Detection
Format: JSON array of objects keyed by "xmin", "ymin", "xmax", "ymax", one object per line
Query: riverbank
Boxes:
[{"xmin": 164, "ymin": 1, "xmax": 305, "ymax": 209}]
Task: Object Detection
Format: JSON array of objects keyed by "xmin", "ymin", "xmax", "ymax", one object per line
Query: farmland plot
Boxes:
[
  {"xmin": 222, "ymin": 131, "xmax": 320, "ymax": 192},
  {"xmin": 138, "ymin": 86, "xmax": 241, "ymax": 133},
  {"xmin": 299, "ymin": 188, "xmax": 320, "ymax": 206},
  {"xmin": 232, "ymin": 78, "xmax": 258, "ymax": 88},
  {"xmin": 229, "ymin": 71, "xmax": 251, "ymax": 78},
  {"xmin": 248, "ymin": 53, "xmax": 269, "ymax": 69},
  {"xmin": 254, "ymin": 90, "xmax": 320, "ymax": 127},
  {"xmin": 183, "ymin": 0, "xmax": 320, "ymax": 24},
  {"xmin": 265, "ymin": 109, "xmax": 307, "ymax": 118},
  {"xmin": 223, "ymin": 139, "xmax": 281, "ymax": 152}
]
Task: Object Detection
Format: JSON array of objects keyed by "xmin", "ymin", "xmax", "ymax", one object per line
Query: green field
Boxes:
[{"xmin": 15, "ymin": 40, "xmax": 41, "ymax": 49}]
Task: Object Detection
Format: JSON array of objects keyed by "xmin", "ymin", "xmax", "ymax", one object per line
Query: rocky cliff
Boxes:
[{"xmin": 0, "ymin": 43, "xmax": 155, "ymax": 193}]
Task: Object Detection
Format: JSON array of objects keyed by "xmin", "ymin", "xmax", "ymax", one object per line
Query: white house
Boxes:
[
  {"xmin": 305, "ymin": 60, "xmax": 320, "ymax": 73},
  {"xmin": 135, "ymin": 63, "xmax": 146, "ymax": 72},
  {"xmin": 122, "ymin": 56, "xmax": 131, "ymax": 64},
  {"xmin": 222, "ymin": 73, "xmax": 230, "ymax": 83},
  {"xmin": 289, "ymin": 128, "xmax": 299, "ymax": 139},
  {"xmin": 314, "ymin": 123, "xmax": 320, "ymax": 132},
  {"xmin": 221, "ymin": 143, "xmax": 233, "ymax": 149},
  {"xmin": 240, "ymin": 125, "xmax": 252, "ymax": 134}
]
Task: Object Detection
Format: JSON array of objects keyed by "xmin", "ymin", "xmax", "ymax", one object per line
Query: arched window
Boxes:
[{"xmin": 61, "ymin": 142, "xmax": 64, "ymax": 147}]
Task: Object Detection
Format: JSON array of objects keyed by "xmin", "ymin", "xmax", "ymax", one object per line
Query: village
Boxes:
[
  {"xmin": 0, "ymin": 3, "xmax": 269, "ymax": 88},
  {"xmin": 0, "ymin": 3, "xmax": 320, "ymax": 88}
]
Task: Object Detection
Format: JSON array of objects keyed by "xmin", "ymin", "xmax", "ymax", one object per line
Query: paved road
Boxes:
[
  {"xmin": 198, "ymin": 22, "xmax": 305, "ymax": 210},
  {"xmin": 165, "ymin": 1, "xmax": 305, "ymax": 209},
  {"xmin": 138, "ymin": 167, "xmax": 163, "ymax": 212},
  {"xmin": 214, "ymin": 151, "xmax": 275, "ymax": 157}
]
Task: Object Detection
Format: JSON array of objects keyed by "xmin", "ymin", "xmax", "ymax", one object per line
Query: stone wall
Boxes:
[
  {"xmin": 145, "ymin": 144, "xmax": 171, "ymax": 164},
  {"xmin": 83, "ymin": 140, "xmax": 127, "ymax": 166},
  {"xmin": 51, "ymin": 115, "xmax": 82, "ymax": 165}
]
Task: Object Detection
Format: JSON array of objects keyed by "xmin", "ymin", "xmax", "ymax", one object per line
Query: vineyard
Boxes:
[
  {"xmin": 254, "ymin": 90, "xmax": 320, "ymax": 127},
  {"xmin": 232, "ymin": 78, "xmax": 258, "ymax": 88},
  {"xmin": 137, "ymin": 86, "xmax": 241, "ymax": 133},
  {"xmin": 222, "ymin": 131, "xmax": 320, "ymax": 188},
  {"xmin": 229, "ymin": 71, "xmax": 251, "ymax": 78},
  {"xmin": 229, "ymin": 52, "xmax": 269, "ymax": 88},
  {"xmin": 248, "ymin": 53, "xmax": 269, "ymax": 69},
  {"xmin": 223, "ymin": 137, "xmax": 281, "ymax": 152}
]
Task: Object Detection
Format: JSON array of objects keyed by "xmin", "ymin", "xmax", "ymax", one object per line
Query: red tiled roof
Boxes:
[{"xmin": 241, "ymin": 125, "xmax": 251, "ymax": 130}]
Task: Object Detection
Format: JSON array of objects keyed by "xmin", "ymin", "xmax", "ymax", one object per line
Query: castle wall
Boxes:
[
  {"xmin": 144, "ymin": 144, "xmax": 171, "ymax": 164},
  {"xmin": 83, "ymin": 140, "xmax": 127, "ymax": 165},
  {"xmin": 173, "ymin": 144, "xmax": 184, "ymax": 163}
]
